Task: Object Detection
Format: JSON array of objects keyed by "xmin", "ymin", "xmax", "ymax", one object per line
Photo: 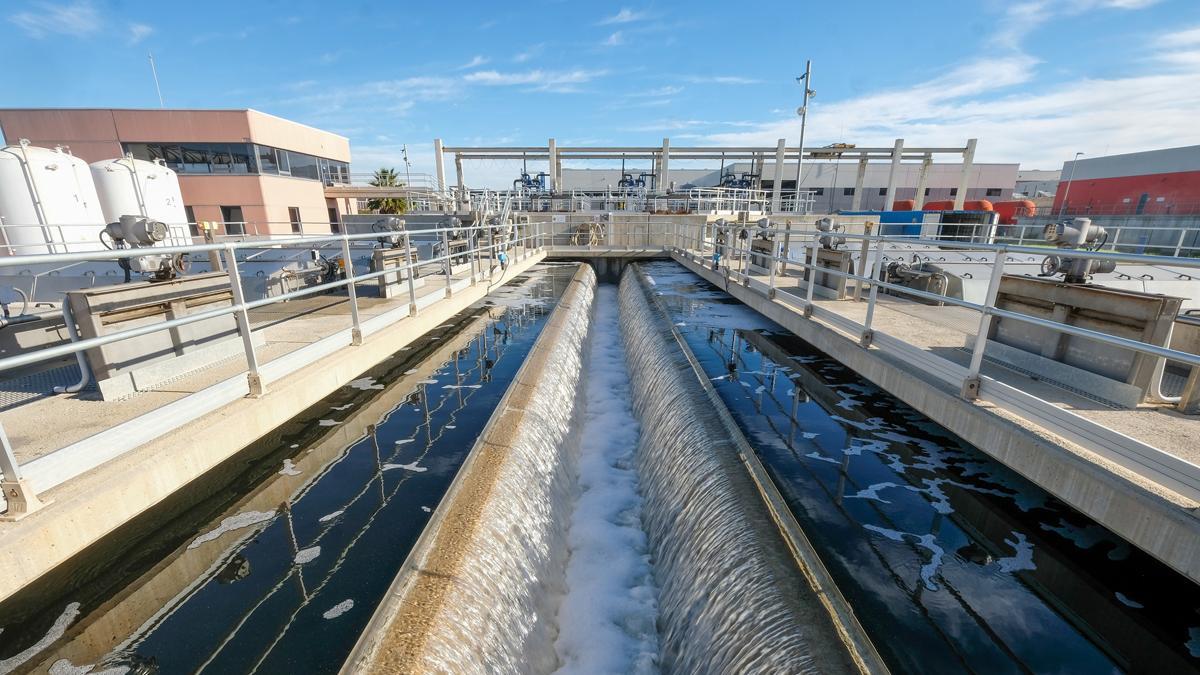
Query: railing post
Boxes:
[
  {"xmin": 854, "ymin": 222, "xmax": 873, "ymax": 302},
  {"xmin": 441, "ymin": 228, "xmax": 453, "ymax": 298},
  {"xmin": 1174, "ymin": 227, "xmax": 1187, "ymax": 257},
  {"xmin": 340, "ymin": 235, "xmax": 363, "ymax": 346},
  {"xmin": 0, "ymin": 421, "xmax": 47, "ymax": 519},
  {"xmin": 780, "ymin": 220, "xmax": 791, "ymax": 276},
  {"xmin": 804, "ymin": 231, "xmax": 818, "ymax": 317},
  {"xmin": 767, "ymin": 226, "xmax": 778, "ymax": 299},
  {"xmin": 860, "ymin": 234, "xmax": 882, "ymax": 347},
  {"xmin": 223, "ymin": 245, "xmax": 264, "ymax": 397},
  {"xmin": 487, "ymin": 226, "xmax": 497, "ymax": 278},
  {"xmin": 403, "ymin": 232, "xmax": 418, "ymax": 316},
  {"xmin": 962, "ymin": 250, "xmax": 1007, "ymax": 398}
]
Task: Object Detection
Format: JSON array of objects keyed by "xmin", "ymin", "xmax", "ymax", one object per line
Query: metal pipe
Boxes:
[{"xmin": 53, "ymin": 301, "xmax": 91, "ymax": 394}]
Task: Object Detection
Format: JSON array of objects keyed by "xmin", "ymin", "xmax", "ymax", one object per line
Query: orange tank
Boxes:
[
  {"xmin": 891, "ymin": 199, "xmax": 916, "ymax": 211},
  {"xmin": 991, "ymin": 199, "xmax": 1036, "ymax": 224},
  {"xmin": 921, "ymin": 199, "xmax": 994, "ymax": 211}
]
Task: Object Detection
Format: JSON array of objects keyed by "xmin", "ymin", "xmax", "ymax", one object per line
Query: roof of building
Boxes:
[{"xmin": 1062, "ymin": 145, "xmax": 1200, "ymax": 181}]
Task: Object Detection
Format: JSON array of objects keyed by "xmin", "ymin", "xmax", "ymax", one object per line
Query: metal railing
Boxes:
[
  {"xmin": 0, "ymin": 219, "xmax": 544, "ymax": 516},
  {"xmin": 670, "ymin": 220, "xmax": 1200, "ymax": 501}
]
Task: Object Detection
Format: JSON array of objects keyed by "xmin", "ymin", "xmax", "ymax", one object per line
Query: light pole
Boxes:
[
  {"xmin": 401, "ymin": 144, "xmax": 412, "ymax": 188},
  {"xmin": 1058, "ymin": 151, "xmax": 1084, "ymax": 217},
  {"xmin": 794, "ymin": 60, "xmax": 813, "ymax": 213}
]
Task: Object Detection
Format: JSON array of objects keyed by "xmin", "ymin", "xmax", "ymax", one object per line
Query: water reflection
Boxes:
[
  {"xmin": 0, "ymin": 266, "xmax": 575, "ymax": 675},
  {"xmin": 643, "ymin": 260, "xmax": 1200, "ymax": 674}
]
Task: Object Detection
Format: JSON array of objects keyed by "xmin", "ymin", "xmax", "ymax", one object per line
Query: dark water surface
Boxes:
[
  {"xmin": 0, "ymin": 265, "xmax": 576, "ymax": 675},
  {"xmin": 642, "ymin": 260, "xmax": 1200, "ymax": 674}
]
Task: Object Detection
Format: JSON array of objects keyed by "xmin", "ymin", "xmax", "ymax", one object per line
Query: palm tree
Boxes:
[{"xmin": 366, "ymin": 167, "xmax": 409, "ymax": 214}]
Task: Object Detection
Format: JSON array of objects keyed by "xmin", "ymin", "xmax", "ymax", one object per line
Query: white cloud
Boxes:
[
  {"xmin": 683, "ymin": 75, "xmax": 761, "ymax": 85},
  {"xmin": 128, "ymin": 23, "xmax": 153, "ymax": 45},
  {"xmin": 463, "ymin": 68, "xmax": 608, "ymax": 92},
  {"xmin": 630, "ymin": 85, "xmax": 684, "ymax": 97},
  {"xmin": 1161, "ymin": 25, "xmax": 1200, "ymax": 47},
  {"xmin": 457, "ymin": 55, "xmax": 490, "ymax": 69},
  {"xmin": 9, "ymin": 0, "xmax": 100, "ymax": 38},
  {"xmin": 599, "ymin": 8, "xmax": 646, "ymax": 25},
  {"xmin": 603, "ymin": 31, "xmax": 624, "ymax": 47},
  {"xmin": 513, "ymin": 43, "xmax": 544, "ymax": 63},
  {"xmin": 700, "ymin": 50, "xmax": 1200, "ymax": 168}
]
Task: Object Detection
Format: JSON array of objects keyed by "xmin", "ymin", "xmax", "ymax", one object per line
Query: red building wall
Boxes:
[{"xmin": 1053, "ymin": 170, "xmax": 1200, "ymax": 215}]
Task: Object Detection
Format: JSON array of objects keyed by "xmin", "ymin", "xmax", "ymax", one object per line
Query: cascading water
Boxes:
[
  {"xmin": 374, "ymin": 266, "xmax": 596, "ymax": 674},
  {"xmin": 617, "ymin": 268, "xmax": 850, "ymax": 674}
]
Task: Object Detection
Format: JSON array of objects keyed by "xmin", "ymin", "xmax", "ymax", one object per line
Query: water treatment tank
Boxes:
[
  {"xmin": 0, "ymin": 140, "xmax": 106, "ymax": 254},
  {"xmin": 91, "ymin": 156, "xmax": 190, "ymax": 245}
]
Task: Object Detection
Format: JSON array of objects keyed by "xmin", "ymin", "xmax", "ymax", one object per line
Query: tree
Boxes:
[{"xmin": 366, "ymin": 167, "xmax": 409, "ymax": 214}]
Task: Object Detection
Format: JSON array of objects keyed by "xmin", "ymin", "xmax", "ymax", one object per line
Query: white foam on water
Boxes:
[
  {"xmin": 846, "ymin": 482, "xmax": 899, "ymax": 504},
  {"xmin": 442, "ymin": 384, "xmax": 482, "ymax": 390},
  {"xmin": 0, "ymin": 602, "xmax": 82, "ymax": 673},
  {"xmin": 445, "ymin": 425, "xmax": 456, "ymax": 429},
  {"xmin": 417, "ymin": 379, "xmax": 438, "ymax": 385},
  {"xmin": 383, "ymin": 461, "xmax": 427, "ymax": 473},
  {"xmin": 394, "ymin": 439, "xmax": 414, "ymax": 445},
  {"xmin": 322, "ymin": 599, "xmax": 354, "ymax": 620},
  {"xmin": 806, "ymin": 451, "xmax": 841, "ymax": 465},
  {"xmin": 289, "ymin": 444, "xmax": 299, "ymax": 449},
  {"xmin": 420, "ymin": 506, "xmax": 432, "ymax": 513},
  {"xmin": 318, "ymin": 510, "xmax": 344, "ymax": 523},
  {"xmin": 802, "ymin": 432, "xmax": 820, "ymax": 439},
  {"xmin": 188, "ymin": 510, "xmax": 275, "ymax": 550},
  {"xmin": 864, "ymin": 525, "xmax": 946, "ymax": 591},
  {"xmin": 1114, "ymin": 592, "xmax": 1144, "ymax": 609},
  {"xmin": 278, "ymin": 459, "xmax": 301, "ymax": 476},
  {"xmin": 294, "ymin": 546, "xmax": 321, "ymax": 565},
  {"xmin": 997, "ymin": 532, "xmax": 1037, "ymax": 573},
  {"xmin": 47, "ymin": 659, "xmax": 128, "ymax": 675},
  {"xmin": 317, "ymin": 419, "xmax": 339, "ymax": 427},
  {"xmin": 553, "ymin": 284, "xmax": 659, "ymax": 675},
  {"xmin": 348, "ymin": 377, "xmax": 384, "ymax": 391},
  {"xmin": 331, "ymin": 404, "xmax": 354, "ymax": 411}
]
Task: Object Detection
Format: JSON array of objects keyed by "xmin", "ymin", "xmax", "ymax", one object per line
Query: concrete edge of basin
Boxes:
[{"xmin": 340, "ymin": 262, "xmax": 595, "ymax": 674}]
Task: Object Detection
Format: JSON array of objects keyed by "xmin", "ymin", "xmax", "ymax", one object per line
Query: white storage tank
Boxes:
[
  {"xmin": 90, "ymin": 156, "xmax": 191, "ymax": 246},
  {"xmin": 0, "ymin": 140, "xmax": 106, "ymax": 254}
]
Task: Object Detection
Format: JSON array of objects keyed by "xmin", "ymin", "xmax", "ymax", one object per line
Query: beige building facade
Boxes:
[{"xmin": 0, "ymin": 108, "xmax": 357, "ymax": 237}]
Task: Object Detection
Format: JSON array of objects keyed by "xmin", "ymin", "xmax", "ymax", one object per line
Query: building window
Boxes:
[
  {"xmin": 986, "ymin": 188, "xmax": 1002, "ymax": 197},
  {"xmin": 122, "ymin": 142, "xmax": 343, "ymax": 182},
  {"xmin": 184, "ymin": 206, "xmax": 198, "ymax": 237},
  {"xmin": 950, "ymin": 187, "xmax": 959, "ymax": 196},
  {"xmin": 878, "ymin": 188, "xmax": 887, "ymax": 196},
  {"xmin": 289, "ymin": 207, "xmax": 302, "ymax": 234},
  {"xmin": 812, "ymin": 187, "xmax": 824, "ymax": 196},
  {"xmin": 843, "ymin": 187, "xmax": 855, "ymax": 196},
  {"xmin": 924, "ymin": 187, "xmax": 931, "ymax": 196},
  {"xmin": 328, "ymin": 207, "xmax": 341, "ymax": 233},
  {"xmin": 221, "ymin": 205, "xmax": 245, "ymax": 236}
]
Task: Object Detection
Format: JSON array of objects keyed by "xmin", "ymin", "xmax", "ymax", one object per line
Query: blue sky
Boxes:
[{"xmin": 2, "ymin": 0, "xmax": 1199, "ymax": 186}]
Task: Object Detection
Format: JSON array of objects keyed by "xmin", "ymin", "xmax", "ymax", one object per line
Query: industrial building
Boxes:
[
  {"xmin": 1014, "ymin": 169, "xmax": 1060, "ymax": 198},
  {"xmin": 0, "ymin": 108, "xmax": 356, "ymax": 237},
  {"xmin": 1055, "ymin": 145, "xmax": 1200, "ymax": 216}
]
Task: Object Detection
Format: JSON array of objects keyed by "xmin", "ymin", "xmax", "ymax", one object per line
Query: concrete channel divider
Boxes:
[
  {"xmin": 0, "ymin": 252, "xmax": 546, "ymax": 604},
  {"xmin": 341, "ymin": 263, "xmax": 596, "ymax": 673},
  {"xmin": 622, "ymin": 264, "xmax": 886, "ymax": 674}
]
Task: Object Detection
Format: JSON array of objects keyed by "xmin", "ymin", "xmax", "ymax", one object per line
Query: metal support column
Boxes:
[
  {"xmin": 660, "ymin": 137, "xmax": 671, "ymax": 194},
  {"xmin": 851, "ymin": 157, "xmax": 868, "ymax": 211},
  {"xmin": 804, "ymin": 233, "xmax": 818, "ymax": 317},
  {"xmin": 854, "ymin": 222, "xmax": 873, "ymax": 301},
  {"xmin": 954, "ymin": 138, "xmax": 977, "ymax": 210},
  {"xmin": 771, "ymin": 138, "xmax": 786, "ymax": 212},
  {"xmin": 914, "ymin": 154, "xmax": 932, "ymax": 209},
  {"xmin": 340, "ymin": 235, "xmax": 363, "ymax": 345},
  {"xmin": 454, "ymin": 154, "xmax": 466, "ymax": 213},
  {"xmin": 224, "ymin": 245, "xmax": 264, "ymax": 396},
  {"xmin": 548, "ymin": 138, "xmax": 558, "ymax": 193},
  {"xmin": 433, "ymin": 138, "xmax": 446, "ymax": 201},
  {"xmin": 962, "ymin": 251, "xmax": 1007, "ymax": 398},
  {"xmin": 883, "ymin": 139, "xmax": 904, "ymax": 211}
]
